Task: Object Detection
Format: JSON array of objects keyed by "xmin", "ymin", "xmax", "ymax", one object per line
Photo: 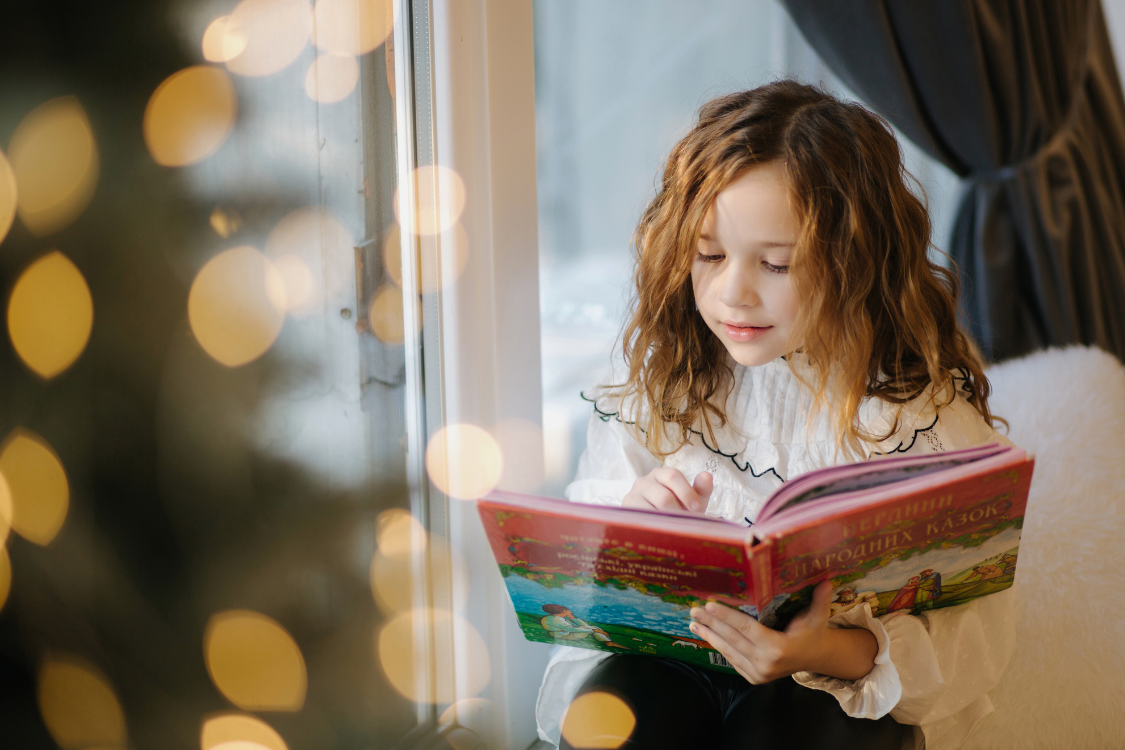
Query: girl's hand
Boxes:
[
  {"xmin": 622, "ymin": 468, "xmax": 713, "ymax": 513},
  {"xmin": 688, "ymin": 581, "xmax": 878, "ymax": 683}
]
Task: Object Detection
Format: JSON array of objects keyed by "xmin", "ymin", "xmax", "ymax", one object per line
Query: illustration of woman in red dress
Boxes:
[{"xmin": 888, "ymin": 575, "xmax": 922, "ymax": 612}]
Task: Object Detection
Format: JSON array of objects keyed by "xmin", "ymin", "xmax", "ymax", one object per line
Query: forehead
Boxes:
[{"xmin": 701, "ymin": 160, "xmax": 797, "ymax": 244}]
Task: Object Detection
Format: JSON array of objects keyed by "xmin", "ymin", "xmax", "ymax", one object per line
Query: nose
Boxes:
[{"xmin": 717, "ymin": 262, "xmax": 760, "ymax": 308}]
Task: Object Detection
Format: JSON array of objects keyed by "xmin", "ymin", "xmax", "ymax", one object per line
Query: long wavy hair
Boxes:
[{"xmin": 615, "ymin": 80, "xmax": 1000, "ymax": 457}]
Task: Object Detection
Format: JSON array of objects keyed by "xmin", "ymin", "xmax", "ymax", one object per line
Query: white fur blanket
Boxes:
[{"xmin": 961, "ymin": 346, "xmax": 1125, "ymax": 749}]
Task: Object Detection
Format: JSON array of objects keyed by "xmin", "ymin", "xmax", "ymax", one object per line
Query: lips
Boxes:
[{"xmin": 723, "ymin": 323, "xmax": 772, "ymax": 343}]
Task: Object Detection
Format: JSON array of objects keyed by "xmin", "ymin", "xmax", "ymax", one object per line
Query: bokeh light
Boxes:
[
  {"xmin": 210, "ymin": 207, "xmax": 242, "ymax": 238},
  {"xmin": 225, "ymin": 0, "xmax": 313, "ymax": 78},
  {"xmin": 202, "ymin": 16, "xmax": 248, "ymax": 63},
  {"xmin": 382, "ymin": 224, "xmax": 401, "ymax": 286},
  {"xmin": 369, "ymin": 509, "xmax": 469, "ymax": 615},
  {"xmin": 0, "ymin": 451, "xmax": 13, "ymax": 547},
  {"xmin": 367, "ymin": 285, "xmax": 404, "ymax": 344},
  {"xmin": 7, "ymin": 251, "xmax": 93, "ymax": 379},
  {"xmin": 375, "ymin": 508, "xmax": 426, "ymax": 559},
  {"xmin": 560, "ymin": 692, "xmax": 636, "ymax": 750},
  {"xmin": 493, "ymin": 418, "xmax": 545, "ymax": 492},
  {"xmin": 0, "ymin": 149, "xmax": 16, "ymax": 244},
  {"xmin": 0, "ymin": 428, "xmax": 70, "ymax": 546},
  {"xmin": 265, "ymin": 206, "xmax": 355, "ymax": 313},
  {"xmin": 425, "ymin": 424, "xmax": 503, "ymax": 501},
  {"xmin": 188, "ymin": 246, "xmax": 286, "ymax": 367},
  {"xmin": 420, "ymin": 222, "xmax": 470, "ymax": 294},
  {"xmin": 304, "ymin": 53, "xmax": 359, "ymax": 103},
  {"xmin": 394, "ymin": 165, "xmax": 466, "ymax": 237},
  {"xmin": 144, "ymin": 66, "xmax": 238, "ymax": 167},
  {"xmin": 9, "ymin": 96, "xmax": 99, "ymax": 236},
  {"xmin": 312, "ymin": 0, "xmax": 393, "ymax": 56},
  {"xmin": 204, "ymin": 610, "xmax": 307, "ymax": 711},
  {"xmin": 37, "ymin": 655, "xmax": 127, "ymax": 750},
  {"xmin": 202, "ymin": 713, "xmax": 288, "ymax": 750},
  {"xmin": 271, "ymin": 255, "xmax": 314, "ymax": 311},
  {"xmin": 439, "ymin": 697, "xmax": 492, "ymax": 750},
  {"xmin": 0, "ymin": 547, "xmax": 10, "ymax": 613},
  {"xmin": 376, "ymin": 608, "xmax": 489, "ymax": 704}
]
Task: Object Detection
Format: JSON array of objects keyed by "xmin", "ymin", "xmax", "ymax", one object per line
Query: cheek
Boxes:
[
  {"xmin": 776, "ymin": 279, "xmax": 801, "ymax": 326},
  {"xmin": 690, "ymin": 266, "xmax": 712, "ymax": 310}
]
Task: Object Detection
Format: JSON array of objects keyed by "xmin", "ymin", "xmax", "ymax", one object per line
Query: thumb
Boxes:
[
  {"xmin": 807, "ymin": 580, "xmax": 833, "ymax": 628},
  {"xmin": 693, "ymin": 471, "xmax": 714, "ymax": 501},
  {"xmin": 790, "ymin": 580, "xmax": 833, "ymax": 635}
]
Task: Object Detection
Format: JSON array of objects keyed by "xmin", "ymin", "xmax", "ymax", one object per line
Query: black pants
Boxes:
[{"xmin": 559, "ymin": 655, "xmax": 907, "ymax": 750}]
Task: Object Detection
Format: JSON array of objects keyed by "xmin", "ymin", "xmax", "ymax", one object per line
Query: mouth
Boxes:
[{"xmin": 722, "ymin": 323, "xmax": 772, "ymax": 343}]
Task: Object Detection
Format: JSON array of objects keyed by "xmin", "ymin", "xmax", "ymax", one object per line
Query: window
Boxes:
[{"xmin": 534, "ymin": 0, "xmax": 962, "ymax": 497}]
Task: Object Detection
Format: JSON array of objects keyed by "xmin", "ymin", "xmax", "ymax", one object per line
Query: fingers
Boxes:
[
  {"xmin": 688, "ymin": 619, "xmax": 764, "ymax": 685},
  {"xmin": 653, "ymin": 468, "xmax": 705, "ymax": 511},
  {"xmin": 624, "ymin": 468, "xmax": 705, "ymax": 511},
  {"xmin": 693, "ymin": 471, "xmax": 714, "ymax": 501},
  {"xmin": 694, "ymin": 602, "xmax": 771, "ymax": 648}
]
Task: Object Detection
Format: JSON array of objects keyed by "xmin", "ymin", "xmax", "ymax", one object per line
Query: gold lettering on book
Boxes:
[
  {"xmin": 785, "ymin": 495, "xmax": 1015, "ymax": 583},
  {"xmin": 841, "ymin": 493, "xmax": 954, "ymax": 537}
]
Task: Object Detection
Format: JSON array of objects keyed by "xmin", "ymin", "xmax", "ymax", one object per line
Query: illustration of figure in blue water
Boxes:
[{"xmin": 540, "ymin": 604, "xmax": 631, "ymax": 649}]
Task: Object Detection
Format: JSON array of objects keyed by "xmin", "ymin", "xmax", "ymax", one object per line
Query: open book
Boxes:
[{"xmin": 477, "ymin": 443, "xmax": 1033, "ymax": 672}]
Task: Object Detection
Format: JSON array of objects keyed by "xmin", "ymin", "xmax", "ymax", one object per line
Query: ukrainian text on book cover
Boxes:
[
  {"xmin": 480, "ymin": 507, "xmax": 750, "ymax": 671},
  {"xmin": 766, "ymin": 459, "xmax": 1031, "ymax": 623}
]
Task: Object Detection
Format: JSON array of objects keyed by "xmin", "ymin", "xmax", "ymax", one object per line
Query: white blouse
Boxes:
[{"xmin": 536, "ymin": 357, "xmax": 1016, "ymax": 750}]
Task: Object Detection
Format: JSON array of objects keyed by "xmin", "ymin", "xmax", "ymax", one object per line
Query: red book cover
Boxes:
[{"xmin": 477, "ymin": 445, "xmax": 1033, "ymax": 671}]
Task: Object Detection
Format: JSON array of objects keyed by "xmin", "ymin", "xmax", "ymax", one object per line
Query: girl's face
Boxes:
[{"xmin": 692, "ymin": 161, "xmax": 800, "ymax": 367}]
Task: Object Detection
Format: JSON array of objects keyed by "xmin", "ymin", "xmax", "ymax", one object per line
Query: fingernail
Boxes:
[
  {"xmin": 689, "ymin": 623, "xmax": 699, "ymax": 633},
  {"xmin": 705, "ymin": 602, "xmax": 717, "ymax": 613}
]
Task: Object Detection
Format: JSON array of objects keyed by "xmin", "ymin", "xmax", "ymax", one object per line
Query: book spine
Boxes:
[{"xmin": 751, "ymin": 541, "xmax": 773, "ymax": 611}]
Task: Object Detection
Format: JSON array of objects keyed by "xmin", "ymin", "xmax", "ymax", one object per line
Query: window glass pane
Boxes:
[
  {"xmin": 0, "ymin": 2, "xmax": 422, "ymax": 747},
  {"xmin": 533, "ymin": 0, "xmax": 960, "ymax": 494}
]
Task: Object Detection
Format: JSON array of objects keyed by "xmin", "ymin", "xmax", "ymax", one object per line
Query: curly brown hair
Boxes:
[{"xmin": 613, "ymin": 80, "xmax": 999, "ymax": 458}]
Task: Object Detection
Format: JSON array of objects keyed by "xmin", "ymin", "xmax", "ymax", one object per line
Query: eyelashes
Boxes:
[{"xmin": 694, "ymin": 252, "xmax": 790, "ymax": 274}]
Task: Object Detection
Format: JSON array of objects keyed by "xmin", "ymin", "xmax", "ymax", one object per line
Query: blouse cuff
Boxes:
[{"xmin": 791, "ymin": 603, "xmax": 903, "ymax": 720}]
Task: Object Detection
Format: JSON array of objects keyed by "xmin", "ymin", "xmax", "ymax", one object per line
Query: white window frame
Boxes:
[{"xmin": 394, "ymin": 1, "xmax": 548, "ymax": 748}]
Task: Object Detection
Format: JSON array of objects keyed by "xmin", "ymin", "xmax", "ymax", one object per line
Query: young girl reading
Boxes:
[{"xmin": 536, "ymin": 81, "xmax": 1016, "ymax": 750}]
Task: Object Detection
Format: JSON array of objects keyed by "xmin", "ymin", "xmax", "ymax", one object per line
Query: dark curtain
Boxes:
[{"xmin": 780, "ymin": 0, "xmax": 1125, "ymax": 362}]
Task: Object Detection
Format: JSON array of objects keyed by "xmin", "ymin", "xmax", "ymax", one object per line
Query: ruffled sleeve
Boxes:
[
  {"xmin": 793, "ymin": 591, "xmax": 1015, "ymax": 750},
  {"xmin": 564, "ymin": 392, "xmax": 662, "ymax": 507},
  {"xmin": 794, "ymin": 377, "xmax": 1017, "ymax": 749}
]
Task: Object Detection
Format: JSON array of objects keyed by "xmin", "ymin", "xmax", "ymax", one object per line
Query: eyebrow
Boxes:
[{"xmin": 698, "ymin": 234, "xmax": 795, "ymax": 249}]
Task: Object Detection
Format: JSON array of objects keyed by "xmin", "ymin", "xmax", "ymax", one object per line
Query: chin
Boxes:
[{"xmin": 724, "ymin": 345, "xmax": 786, "ymax": 367}]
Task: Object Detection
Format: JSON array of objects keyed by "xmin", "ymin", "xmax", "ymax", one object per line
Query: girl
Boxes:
[{"xmin": 536, "ymin": 81, "xmax": 1015, "ymax": 750}]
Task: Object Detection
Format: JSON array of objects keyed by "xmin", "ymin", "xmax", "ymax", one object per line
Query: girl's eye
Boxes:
[
  {"xmin": 763, "ymin": 261, "xmax": 790, "ymax": 274},
  {"xmin": 695, "ymin": 251, "xmax": 724, "ymax": 263}
]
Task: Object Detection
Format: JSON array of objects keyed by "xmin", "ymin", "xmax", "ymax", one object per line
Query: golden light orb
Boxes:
[
  {"xmin": 225, "ymin": 0, "xmax": 313, "ymax": 77},
  {"xmin": 312, "ymin": 0, "xmax": 393, "ymax": 56},
  {"xmin": 304, "ymin": 53, "xmax": 360, "ymax": 104},
  {"xmin": 376, "ymin": 609, "xmax": 489, "ymax": 704},
  {"xmin": 7, "ymin": 251, "xmax": 93, "ymax": 379},
  {"xmin": 201, "ymin": 713, "xmax": 288, "ymax": 750},
  {"xmin": 144, "ymin": 66, "xmax": 237, "ymax": 167},
  {"xmin": 367, "ymin": 285, "xmax": 404, "ymax": 344},
  {"xmin": 0, "ymin": 428, "xmax": 69, "ymax": 546},
  {"xmin": 37, "ymin": 656, "xmax": 127, "ymax": 750},
  {"xmin": 9, "ymin": 96, "xmax": 99, "ymax": 236},
  {"xmin": 0, "ymin": 149, "xmax": 16, "ymax": 245},
  {"xmin": 188, "ymin": 246, "xmax": 286, "ymax": 367},
  {"xmin": 204, "ymin": 610, "xmax": 307, "ymax": 711},
  {"xmin": 425, "ymin": 424, "xmax": 503, "ymax": 501},
  {"xmin": 560, "ymin": 692, "xmax": 636, "ymax": 749},
  {"xmin": 393, "ymin": 165, "xmax": 466, "ymax": 237}
]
